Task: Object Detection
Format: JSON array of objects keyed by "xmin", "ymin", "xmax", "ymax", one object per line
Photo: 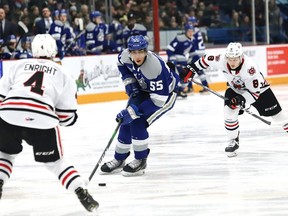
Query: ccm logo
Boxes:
[{"xmin": 36, "ymin": 150, "xmax": 55, "ymax": 156}]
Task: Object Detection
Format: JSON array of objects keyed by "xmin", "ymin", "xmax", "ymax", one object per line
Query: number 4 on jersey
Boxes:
[{"xmin": 23, "ymin": 71, "xmax": 44, "ymax": 95}]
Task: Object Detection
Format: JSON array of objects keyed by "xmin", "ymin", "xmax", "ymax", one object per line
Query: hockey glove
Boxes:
[
  {"xmin": 123, "ymin": 77, "xmax": 140, "ymax": 97},
  {"xmin": 116, "ymin": 104, "xmax": 142, "ymax": 125},
  {"xmin": 228, "ymin": 95, "xmax": 246, "ymax": 109},
  {"xmin": 180, "ymin": 64, "xmax": 197, "ymax": 83}
]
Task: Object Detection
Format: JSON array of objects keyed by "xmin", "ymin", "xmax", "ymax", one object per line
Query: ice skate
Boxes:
[
  {"xmin": 75, "ymin": 187, "xmax": 99, "ymax": 212},
  {"xmin": 0, "ymin": 179, "xmax": 3, "ymax": 199},
  {"xmin": 122, "ymin": 158, "xmax": 147, "ymax": 177},
  {"xmin": 177, "ymin": 90, "xmax": 187, "ymax": 99},
  {"xmin": 199, "ymin": 88, "xmax": 209, "ymax": 94},
  {"xmin": 100, "ymin": 159, "xmax": 126, "ymax": 174},
  {"xmin": 225, "ymin": 136, "xmax": 239, "ymax": 157}
]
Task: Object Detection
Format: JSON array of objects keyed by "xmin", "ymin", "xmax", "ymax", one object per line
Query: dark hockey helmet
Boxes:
[
  {"xmin": 184, "ymin": 23, "xmax": 194, "ymax": 31},
  {"xmin": 187, "ymin": 16, "xmax": 199, "ymax": 25},
  {"xmin": 127, "ymin": 35, "xmax": 148, "ymax": 51},
  {"xmin": 89, "ymin": 11, "xmax": 101, "ymax": 21}
]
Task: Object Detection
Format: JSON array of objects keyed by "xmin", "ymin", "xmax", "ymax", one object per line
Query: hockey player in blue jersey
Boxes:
[
  {"xmin": 166, "ymin": 23, "xmax": 194, "ymax": 98},
  {"xmin": 85, "ymin": 11, "xmax": 108, "ymax": 54},
  {"xmin": 186, "ymin": 16, "xmax": 209, "ymax": 93},
  {"xmin": 0, "ymin": 35, "xmax": 17, "ymax": 59},
  {"xmin": 100, "ymin": 35, "xmax": 179, "ymax": 176},
  {"xmin": 49, "ymin": 10, "xmax": 65, "ymax": 59},
  {"xmin": 14, "ymin": 36, "xmax": 33, "ymax": 59}
]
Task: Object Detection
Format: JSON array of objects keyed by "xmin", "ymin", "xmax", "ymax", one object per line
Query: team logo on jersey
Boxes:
[
  {"xmin": 231, "ymin": 76, "xmax": 245, "ymax": 89},
  {"xmin": 248, "ymin": 67, "xmax": 256, "ymax": 75}
]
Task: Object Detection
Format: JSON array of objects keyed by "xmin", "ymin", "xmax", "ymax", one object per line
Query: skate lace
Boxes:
[
  {"xmin": 228, "ymin": 139, "xmax": 238, "ymax": 147},
  {"xmin": 128, "ymin": 159, "xmax": 142, "ymax": 169},
  {"xmin": 107, "ymin": 159, "xmax": 122, "ymax": 168}
]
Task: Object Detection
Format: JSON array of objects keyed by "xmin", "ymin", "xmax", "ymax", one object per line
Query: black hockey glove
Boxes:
[
  {"xmin": 180, "ymin": 63, "xmax": 197, "ymax": 83},
  {"xmin": 228, "ymin": 95, "xmax": 246, "ymax": 109}
]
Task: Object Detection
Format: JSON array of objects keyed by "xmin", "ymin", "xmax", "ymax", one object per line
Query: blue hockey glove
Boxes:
[
  {"xmin": 116, "ymin": 104, "xmax": 142, "ymax": 125},
  {"xmin": 228, "ymin": 95, "xmax": 246, "ymax": 109},
  {"xmin": 123, "ymin": 77, "xmax": 140, "ymax": 97}
]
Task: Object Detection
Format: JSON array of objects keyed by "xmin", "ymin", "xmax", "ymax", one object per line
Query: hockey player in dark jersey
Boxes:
[
  {"xmin": 85, "ymin": 11, "xmax": 108, "ymax": 54},
  {"xmin": 186, "ymin": 16, "xmax": 209, "ymax": 93},
  {"xmin": 0, "ymin": 34, "xmax": 98, "ymax": 212},
  {"xmin": 14, "ymin": 36, "xmax": 33, "ymax": 59},
  {"xmin": 101, "ymin": 35, "xmax": 179, "ymax": 176},
  {"xmin": 166, "ymin": 23, "xmax": 194, "ymax": 98},
  {"xmin": 181, "ymin": 42, "xmax": 288, "ymax": 157}
]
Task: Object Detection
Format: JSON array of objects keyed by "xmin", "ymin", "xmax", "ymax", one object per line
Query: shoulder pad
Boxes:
[
  {"xmin": 118, "ymin": 49, "xmax": 131, "ymax": 65},
  {"xmin": 176, "ymin": 34, "xmax": 189, "ymax": 42},
  {"xmin": 54, "ymin": 20, "xmax": 64, "ymax": 27},
  {"xmin": 86, "ymin": 22, "xmax": 96, "ymax": 31},
  {"xmin": 134, "ymin": 23, "xmax": 147, "ymax": 31}
]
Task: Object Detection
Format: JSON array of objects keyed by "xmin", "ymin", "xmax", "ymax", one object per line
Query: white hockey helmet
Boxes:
[
  {"xmin": 225, "ymin": 42, "xmax": 243, "ymax": 58},
  {"xmin": 32, "ymin": 34, "xmax": 58, "ymax": 58}
]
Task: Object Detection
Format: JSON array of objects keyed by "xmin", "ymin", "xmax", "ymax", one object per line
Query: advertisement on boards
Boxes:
[{"xmin": 266, "ymin": 46, "xmax": 288, "ymax": 76}]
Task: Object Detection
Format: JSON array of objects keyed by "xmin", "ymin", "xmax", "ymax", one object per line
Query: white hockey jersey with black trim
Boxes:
[
  {"xmin": 0, "ymin": 58, "xmax": 78, "ymax": 129},
  {"xmin": 195, "ymin": 53, "xmax": 270, "ymax": 105}
]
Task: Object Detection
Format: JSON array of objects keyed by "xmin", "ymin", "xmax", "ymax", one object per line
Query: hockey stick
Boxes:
[
  {"xmin": 88, "ymin": 121, "xmax": 121, "ymax": 182},
  {"xmin": 88, "ymin": 94, "xmax": 134, "ymax": 182},
  {"xmin": 64, "ymin": 29, "xmax": 86, "ymax": 53},
  {"xmin": 10, "ymin": 21, "xmax": 29, "ymax": 59},
  {"xmin": 191, "ymin": 79, "xmax": 272, "ymax": 126}
]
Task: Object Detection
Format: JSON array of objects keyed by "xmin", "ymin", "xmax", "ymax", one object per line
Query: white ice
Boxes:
[{"xmin": 1, "ymin": 85, "xmax": 288, "ymax": 216}]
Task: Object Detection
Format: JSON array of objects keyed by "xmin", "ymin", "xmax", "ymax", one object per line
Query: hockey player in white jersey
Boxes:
[
  {"xmin": 181, "ymin": 42, "xmax": 288, "ymax": 157},
  {"xmin": 100, "ymin": 35, "xmax": 179, "ymax": 176},
  {"xmin": 0, "ymin": 34, "xmax": 98, "ymax": 212}
]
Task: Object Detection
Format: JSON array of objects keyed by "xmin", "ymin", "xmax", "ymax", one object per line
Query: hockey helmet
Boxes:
[
  {"xmin": 225, "ymin": 42, "xmax": 243, "ymax": 58},
  {"xmin": 127, "ymin": 35, "xmax": 148, "ymax": 51},
  {"xmin": 21, "ymin": 36, "xmax": 32, "ymax": 43},
  {"xmin": 89, "ymin": 11, "xmax": 101, "ymax": 20},
  {"xmin": 184, "ymin": 23, "xmax": 194, "ymax": 31},
  {"xmin": 188, "ymin": 16, "xmax": 198, "ymax": 25},
  {"xmin": 7, "ymin": 35, "xmax": 17, "ymax": 43},
  {"xmin": 127, "ymin": 12, "xmax": 136, "ymax": 20},
  {"xmin": 52, "ymin": 10, "xmax": 59, "ymax": 17},
  {"xmin": 32, "ymin": 34, "xmax": 58, "ymax": 58},
  {"xmin": 60, "ymin": 9, "xmax": 67, "ymax": 16}
]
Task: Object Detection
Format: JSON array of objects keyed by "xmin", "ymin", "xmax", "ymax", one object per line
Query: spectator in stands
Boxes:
[
  {"xmin": 0, "ymin": 8, "xmax": 17, "ymax": 43},
  {"xmin": 34, "ymin": 6, "xmax": 53, "ymax": 34}
]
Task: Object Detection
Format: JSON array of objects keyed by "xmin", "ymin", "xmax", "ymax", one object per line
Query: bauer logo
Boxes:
[{"xmin": 35, "ymin": 150, "xmax": 55, "ymax": 156}]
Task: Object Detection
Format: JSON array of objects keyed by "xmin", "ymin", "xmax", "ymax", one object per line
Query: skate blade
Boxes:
[
  {"xmin": 99, "ymin": 168, "xmax": 123, "ymax": 175},
  {"xmin": 226, "ymin": 151, "xmax": 238, "ymax": 157},
  {"xmin": 99, "ymin": 165, "xmax": 125, "ymax": 175},
  {"xmin": 121, "ymin": 170, "xmax": 145, "ymax": 177}
]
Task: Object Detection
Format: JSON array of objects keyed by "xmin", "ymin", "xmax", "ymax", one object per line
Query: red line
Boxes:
[
  {"xmin": 0, "ymin": 163, "xmax": 12, "ymax": 173},
  {"xmin": 61, "ymin": 170, "xmax": 77, "ymax": 185},
  {"xmin": 1, "ymin": 102, "xmax": 49, "ymax": 110},
  {"xmin": 56, "ymin": 126, "xmax": 63, "ymax": 156}
]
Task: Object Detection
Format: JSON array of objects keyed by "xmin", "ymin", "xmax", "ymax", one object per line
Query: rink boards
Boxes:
[{"xmin": 1, "ymin": 44, "xmax": 288, "ymax": 104}]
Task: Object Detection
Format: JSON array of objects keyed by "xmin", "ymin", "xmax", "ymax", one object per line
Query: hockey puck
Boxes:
[{"xmin": 98, "ymin": 183, "xmax": 106, "ymax": 186}]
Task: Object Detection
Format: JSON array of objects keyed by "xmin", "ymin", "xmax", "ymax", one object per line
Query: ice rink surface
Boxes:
[{"xmin": 1, "ymin": 85, "xmax": 288, "ymax": 216}]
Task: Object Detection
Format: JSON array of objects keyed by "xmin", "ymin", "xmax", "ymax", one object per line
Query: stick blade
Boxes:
[{"xmin": 18, "ymin": 21, "xmax": 29, "ymax": 34}]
